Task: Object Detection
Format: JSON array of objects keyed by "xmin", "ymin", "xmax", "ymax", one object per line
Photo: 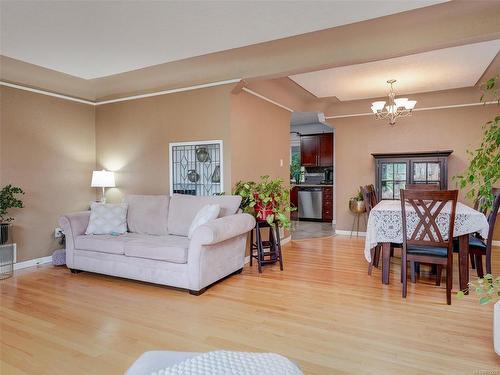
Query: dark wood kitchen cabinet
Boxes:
[
  {"xmin": 300, "ymin": 135, "xmax": 319, "ymax": 166},
  {"xmin": 300, "ymin": 133, "xmax": 333, "ymax": 167},
  {"xmin": 322, "ymin": 186, "xmax": 333, "ymax": 222},
  {"xmin": 319, "ymin": 134, "xmax": 333, "ymax": 166}
]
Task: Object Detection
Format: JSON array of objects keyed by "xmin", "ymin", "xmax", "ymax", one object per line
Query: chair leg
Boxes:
[
  {"xmin": 402, "ymin": 254, "xmax": 407, "ymax": 299},
  {"xmin": 486, "ymin": 246, "xmax": 492, "ymax": 275},
  {"xmin": 410, "ymin": 261, "xmax": 416, "ymax": 283},
  {"xmin": 446, "ymin": 261, "xmax": 452, "ymax": 305},
  {"xmin": 475, "ymin": 254, "xmax": 484, "ymax": 278},
  {"xmin": 470, "ymin": 253, "xmax": 476, "ymax": 269},
  {"xmin": 435, "ymin": 265, "xmax": 442, "ymax": 286}
]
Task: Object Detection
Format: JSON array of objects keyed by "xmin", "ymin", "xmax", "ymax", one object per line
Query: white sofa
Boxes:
[{"xmin": 59, "ymin": 194, "xmax": 255, "ymax": 295}]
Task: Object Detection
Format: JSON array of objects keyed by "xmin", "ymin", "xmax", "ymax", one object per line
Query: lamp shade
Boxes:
[{"xmin": 91, "ymin": 170, "xmax": 115, "ymax": 188}]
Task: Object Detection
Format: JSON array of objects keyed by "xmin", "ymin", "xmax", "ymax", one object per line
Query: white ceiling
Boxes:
[
  {"xmin": 289, "ymin": 40, "xmax": 500, "ymax": 101},
  {"xmin": 0, "ymin": 1, "xmax": 444, "ymax": 79}
]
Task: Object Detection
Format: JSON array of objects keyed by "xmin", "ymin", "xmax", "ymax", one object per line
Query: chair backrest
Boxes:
[
  {"xmin": 400, "ymin": 190, "xmax": 458, "ymax": 251},
  {"xmin": 484, "ymin": 188, "xmax": 500, "ymax": 250},
  {"xmin": 361, "ymin": 184, "xmax": 378, "ymax": 215},
  {"xmin": 405, "ymin": 183, "xmax": 440, "ymax": 190}
]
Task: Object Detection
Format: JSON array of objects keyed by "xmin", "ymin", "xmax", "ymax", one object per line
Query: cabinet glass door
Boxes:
[
  {"xmin": 412, "ymin": 161, "xmax": 441, "ymax": 186},
  {"xmin": 381, "ymin": 162, "xmax": 407, "ymax": 199}
]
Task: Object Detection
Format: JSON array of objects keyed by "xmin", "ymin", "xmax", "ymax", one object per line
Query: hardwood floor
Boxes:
[{"xmin": 1, "ymin": 236, "xmax": 499, "ymax": 374}]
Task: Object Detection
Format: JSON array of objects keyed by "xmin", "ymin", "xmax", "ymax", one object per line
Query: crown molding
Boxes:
[
  {"xmin": 1, "ymin": 79, "xmax": 242, "ymax": 106},
  {"xmin": 0, "ymin": 81, "xmax": 95, "ymax": 105},
  {"xmin": 325, "ymin": 101, "xmax": 497, "ymax": 119}
]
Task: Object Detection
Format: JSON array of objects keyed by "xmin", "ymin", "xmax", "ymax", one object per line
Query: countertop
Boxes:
[{"xmin": 291, "ymin": 184, "xmax": 334, "ymax": 188}]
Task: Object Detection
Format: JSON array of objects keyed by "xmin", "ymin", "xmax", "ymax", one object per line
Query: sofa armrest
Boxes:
[
  {"xmin": 191, "ymin": 213, "xmax": 256, "ymax": 245},
  {"xmin": 59, "ymin": 211, "xmax": 90, "ymax": 268},
  {"xmin": 59, "ymin": 211, "xmax": 91, "ymax": 239}
]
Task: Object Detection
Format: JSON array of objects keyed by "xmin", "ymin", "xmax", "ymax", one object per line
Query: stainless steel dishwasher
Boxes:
[{"xmin": 298, "ymin": 188, "xmax": 323, "ymax": 220}]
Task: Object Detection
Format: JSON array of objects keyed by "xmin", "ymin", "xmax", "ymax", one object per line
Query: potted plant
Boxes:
[
  {"xmin": 290, "ymin": 154, "xmax": 302, "ymax": 184},
  {"xmin": 457, "ymin": 274, "xmax": 500, "ymax": 355},
  {"xmin": 349, "ymin": 189, "xmax": 365, "ymax": 214},
  {"xmin": 233, "ymin": 176, "xmax": 295, "ymax": 229},
  {"xmin": 455, "ymin": 75, "xmax": 499, "ymax": 210},
  {"xmin": 0, "ymin": 184, "xmax": 25, "ymax": 244}
]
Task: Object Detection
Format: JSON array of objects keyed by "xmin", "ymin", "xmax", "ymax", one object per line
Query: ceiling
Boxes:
[
  {"xmin": 0, "ymin": 1, "xmax": 445, "ymax": 79},
  {"xmin": 289, "ymin": 39, "xmax": 500, "ymax": 101}
]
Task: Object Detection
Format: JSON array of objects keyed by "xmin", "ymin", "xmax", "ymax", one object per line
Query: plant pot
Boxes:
[
  {"xmin": 494, "ymin": 300, "xmax": 500, "ymax": 356},
  {"xmin": 254, "ymin": 193, "xmax": 275, "ymax": 222},
  {"xmin": 349, "ymin": 199, "xmax": 366, "ymax": 214},
  {"xmin": 0, "ymin": 223, "xmax": 9, "ymax": 245}
]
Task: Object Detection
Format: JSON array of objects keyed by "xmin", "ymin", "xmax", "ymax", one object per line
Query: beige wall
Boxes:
[
  {"xmin": 329, "ymin": 104, "xmax": 500, "ymax": 240},
  {"xmin": 230, "ymin": 91, "xmax": 291, "ymax": 186},
  {"xmin": 0, "ymin": 86, "xmax": 95, "ymax": 261},
  {"xmin": 95, "ymin": 85, "xmax": 234, "ymax": 202}
]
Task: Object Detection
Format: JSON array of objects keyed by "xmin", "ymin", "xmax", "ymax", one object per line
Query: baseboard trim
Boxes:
[
  {"xmin": 14, "ymin": 255, "xmax": 53, "ymax": 271},
  {"xmin": 335, "ymin": 229, "xmax": 367, "ymax": 237}
]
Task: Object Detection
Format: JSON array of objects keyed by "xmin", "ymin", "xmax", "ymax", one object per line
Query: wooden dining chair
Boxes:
[
  {"xmin": 405, "ymin": 183, "xmax": 440, "ymax": 190},
  {"xmin": 401, "ymin": 189, "xmax": 458, "ymax": 305},
  {"xmin": 453, "ymin": 188, "xmax": 500, "ymax": 277},
  {"xmin": 361, "ymin": 185, "xmax": 380, "ymax": 275}
]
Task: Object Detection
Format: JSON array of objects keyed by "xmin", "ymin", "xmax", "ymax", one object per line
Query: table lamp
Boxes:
[{"xmin": 91, "ymin": 170, "xmax": 115, "ymax": 203}]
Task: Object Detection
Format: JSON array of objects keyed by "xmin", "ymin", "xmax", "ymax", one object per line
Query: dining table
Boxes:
[{"xmin": 364, "ymin": 200, "xmax": 489, "ymax": 291}]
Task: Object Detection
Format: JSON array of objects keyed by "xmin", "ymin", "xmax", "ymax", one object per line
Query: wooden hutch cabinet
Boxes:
[{"xmin": 372, "ymin": 150, "xmax": 453, "ymax": 200}]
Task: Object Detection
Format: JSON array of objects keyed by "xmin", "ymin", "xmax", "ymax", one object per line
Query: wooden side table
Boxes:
[{"xmin": 249, "ymin": 221, "xmax": 283, "ymax": 273}]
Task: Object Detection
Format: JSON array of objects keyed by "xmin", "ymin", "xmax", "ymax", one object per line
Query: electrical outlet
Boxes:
[{"xmin": 54, "ymin": 227, "xmax": 64, "ymax": 239}]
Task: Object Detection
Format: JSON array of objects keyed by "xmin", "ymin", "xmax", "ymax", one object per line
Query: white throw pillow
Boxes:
[
  {"xmin": 85, "ymin": 202, "xmax": 128, "ymax": 235},
  {"xmin": 188, "ymin": 204, "xmax": 220, "ymax": 239}
]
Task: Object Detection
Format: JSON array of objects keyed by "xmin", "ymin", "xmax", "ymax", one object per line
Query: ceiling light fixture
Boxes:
[{"xmin": 371, "ymin": 79, "xmax": 417, "ymax": 125}]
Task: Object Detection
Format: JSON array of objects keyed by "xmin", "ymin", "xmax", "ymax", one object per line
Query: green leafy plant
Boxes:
[
  {"xmin": 233, "ymin": 176, "xmax": 295, "ymax": 229},
  {"xmin": 0, "ymin": 185, "xmax": 25, "ymax": 223},
  {"xmin": 454, "ymin": 75, "xmax": 500, "ymax": 210},
  {"xmin": 350, "ymin": 189, "xmax": 364, "ymax": 202},
  {"xmin": 290, "ymin": 153, "xmax": 302, "ymax": 184},
  {"xmin": 457, "ymin": 274, "xmax": 500, "ymax": 305}
]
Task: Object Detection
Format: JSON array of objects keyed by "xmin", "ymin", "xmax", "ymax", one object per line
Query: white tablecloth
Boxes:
[{"xmin": 364, "ymin": 200, "xmax": 489, "ymax": 262}]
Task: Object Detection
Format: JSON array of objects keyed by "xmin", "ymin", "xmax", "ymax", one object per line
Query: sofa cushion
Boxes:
[
  {"xmin": 125, "ymin": 195, "xmax": 169, "ymax": 235},
  {"xmin": 75, "ymin": 234, "xmax": 130, "ymax": 255},
  {"xmin": 188, "ymin": 204, "xmax": 220, "ymax": 239},
  {"xmin": 167, "ymin": 194, "xmax": 242, "ymax": 236},
  {"xmin": 124, "ymin": 234, "xmax": 190, "ymax": 264},
  {"xmin": 85, "ymin": 202, "xmax": 128, "ymax": 235}
]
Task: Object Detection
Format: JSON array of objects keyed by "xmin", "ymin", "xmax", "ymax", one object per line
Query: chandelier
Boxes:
[{"xmin": 371, "ymin": 79, "xmax": 417, "ymax": 125}]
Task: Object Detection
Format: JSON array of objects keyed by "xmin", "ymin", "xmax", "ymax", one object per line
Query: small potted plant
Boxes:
[
  {"xmin": 458, "ymin": 274, "xmax": 500, "ymax": 355},
  {"xmin": 349, "ymin": 189, "xmax": 365, "ymax": 214},
  {"xmin": 0, "ymin": 184, "xmax": 25, "ymax": 244},
  {"xmin": 233, "ymin": 176, "xmax": 295, "ymax": 229}
]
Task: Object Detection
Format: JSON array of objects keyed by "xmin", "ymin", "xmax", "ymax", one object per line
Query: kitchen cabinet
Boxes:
[
  {"xmin": 300, "ymin": 136, "xmax": 319, "ymax": 166},
  {"xmin": 322, "ymin": 186, "xmax": 333, "ymax": 222},
  {"xmin": 300, "ymin": 133, "xmax": 333, "ymax": 167},
  {"xmin": 372, "ymin": 150, "xmax": 452, "ymax": 200},
  {"xmin": 292, "ymin": 185, "xmax": 333, "ymax": 222}
]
